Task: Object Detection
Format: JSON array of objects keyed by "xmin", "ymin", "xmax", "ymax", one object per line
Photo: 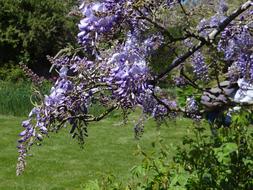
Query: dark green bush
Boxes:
[
  {"xmin": 0, "ymin": 64, "xmax": 27, "ymax": 82},
  {"xmin": 0, "ymin": 0, "xmax": 78, "ymax": 76}
]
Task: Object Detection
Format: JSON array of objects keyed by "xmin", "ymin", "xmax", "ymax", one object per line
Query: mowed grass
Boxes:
[{"xmin": 0, "ymin": 113, "xmax": 193, "ymax": 190}]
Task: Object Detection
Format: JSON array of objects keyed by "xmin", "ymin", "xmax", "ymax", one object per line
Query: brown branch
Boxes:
[
  {"xmin": 86, "ymin": 104, "xmax": 118, "ymax": 122},
  {"xmin": 177, "ymin": 0, "xmax": 189, "ymax": 16},
  {"xmin": 180, "ymin": 68, "xmax": 204, "ymax": 91},
  {"xmin": 136, "ymin": 16, "xmax": 175, "ymax": 40},
  {"xmin": 152, "ymin": 93, "xmax": 184, "ymax": 114},
  {"xmin": 136, "ymin": 13, "xmax": 192, "ymax": 43},
  {"xmin": 56, "ymin": 104, "xmax": 118, "ymax": 130},
  {"xmin": 156, "ymin": 41, "xmax": 205, "ymax": 80}
]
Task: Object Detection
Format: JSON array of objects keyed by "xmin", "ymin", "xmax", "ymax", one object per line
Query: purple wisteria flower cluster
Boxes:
[
  {"xmin": 197, "ymin": 0, "xmax": 228, "ymax": 37},
  {"xmin": 16, "ymin": 0, "xmax": 253, "ymax": 175},
  {"xmin": 191, "ymin": 51, "xmax": 209, "ymax": 81},
  {"xmin": 106, "ymin": 32, "xmax": 164, "ymax": 108},
  {"xmin": 78, "ymin": 1, "xmax": 123, "ymax": 49},
  {"xmin": 218, "ymin": 22, "xmax": 253, "ymax": 82},
  {"xmin": 77, "ymin": 0, "xmax": 151, "ymax": 55}
]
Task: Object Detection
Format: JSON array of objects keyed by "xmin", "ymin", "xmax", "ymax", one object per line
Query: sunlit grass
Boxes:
[{"xmin": 0, "ymin": 113, "xmax": 193, "ymax": 189}]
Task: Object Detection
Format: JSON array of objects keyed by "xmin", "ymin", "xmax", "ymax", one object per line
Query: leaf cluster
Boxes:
[
  {"xmin": 82, "ymin": 114, "xmax": 253, "ymax": 189},
  {"xmin": 0, "ymin": 0, "xmax": 78, "ymax": 76}
]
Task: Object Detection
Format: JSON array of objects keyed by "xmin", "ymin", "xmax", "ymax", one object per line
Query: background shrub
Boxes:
[{"xmin": 0, "ymin": 0, "xmax": 78, "ymax": 77}]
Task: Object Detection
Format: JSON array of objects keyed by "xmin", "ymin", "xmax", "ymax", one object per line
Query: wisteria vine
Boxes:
[{"xmin": 17, "ymin": 0, "xmax": 253, "ymax": 175}]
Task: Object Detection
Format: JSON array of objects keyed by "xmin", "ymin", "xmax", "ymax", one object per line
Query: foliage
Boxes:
[
  {"xmin": 0, "ymin": 64, "xmax": 26, "ymax": 82},
  {"xmin": 83, "ymin": 113, "xmax": 253, "ymax": 189},
  {"xmin": 173, "ymin": 120, "xmax": 253, "ymax": 189},
  {"xmin": 0, "ymin": 0, "xmax": 78, "ymax": 76}
]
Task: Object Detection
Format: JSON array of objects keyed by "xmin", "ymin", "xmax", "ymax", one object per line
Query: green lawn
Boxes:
[{"xmin": 0, "ymin": 113, "xmax": 192, "ymax": 190}]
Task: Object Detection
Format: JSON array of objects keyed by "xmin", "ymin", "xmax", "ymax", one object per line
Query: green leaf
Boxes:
[{"xmin": 214, "ymin": 143, "xmax": 238, "ymax": 164}]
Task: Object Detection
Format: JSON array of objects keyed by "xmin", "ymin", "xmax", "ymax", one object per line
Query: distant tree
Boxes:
[{"xmin": 0, "ymin": 0, "xmax": 79, "ymax": 76}]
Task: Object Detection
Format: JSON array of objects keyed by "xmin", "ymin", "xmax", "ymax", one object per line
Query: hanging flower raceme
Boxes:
[
  {"xmin": 17, "ymin": 63, "xmax": 77, "ymax": 175},
  {"xmin": 78, "ymin": 0, "xmax": 135, "ymax": 51},
  {"xmin": 78, "ymin": 0, "xmax": 156, "ymax": 54},
  {"xmin": 146, "ymin": 96, "xmax": 177, "ymax": 119},
  {"xmin": 185, "ymin": 96, "xmax": 200, "ymax": 119},
  {"xmin": 191, "ymin": 51, "xmax": 209, "ymax": 81},
  {"xmin": 105, "ymin": 32, "xmax": 154, "ymax": 108},
  {"xmin": 16, "ymin": 56, "xmax": 109, "ymax": 175},
  {"xmin": 218, "ymin": 24, "xmax": 253, "ymax": 82},
  {"xmin": 16, "ymin": 107, "xmax": 46, "ymax": 176}
]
